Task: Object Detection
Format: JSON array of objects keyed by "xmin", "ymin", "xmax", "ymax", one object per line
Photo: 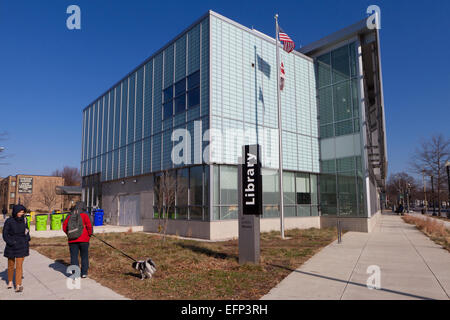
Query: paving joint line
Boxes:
[
  {"xmin": 401, "ymin": 222, "xmax": 450, "ymax": 300},
  {"xmin": 338, "ymin": 220, "xmax": 379, "ymax": 300}
]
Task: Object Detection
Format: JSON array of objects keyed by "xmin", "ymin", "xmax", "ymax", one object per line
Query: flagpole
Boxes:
[{"xmin": 275, "ymin": 14, "xmax": 285, "ymax": 239}]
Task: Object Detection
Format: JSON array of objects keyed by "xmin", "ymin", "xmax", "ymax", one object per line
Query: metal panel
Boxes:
[{"xmin": 118, "ymin": 194, "xmax": 141, "ymax": 226}]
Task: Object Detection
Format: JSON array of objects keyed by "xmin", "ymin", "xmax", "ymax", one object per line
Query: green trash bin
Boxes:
[
  {"xmin": 62, "ymin": 213, "xmax": 68, "ymax": 224},
  {"xmin": 25, "ymin": 214, "xmax": 31, "ymax": 230},
  {"xmin": 35, "ymin": 214, "xmax": 48, "ymax": 231},
  {"xmin": 50, "ymin": 213, "xmax": 63, "ymax": 230}
]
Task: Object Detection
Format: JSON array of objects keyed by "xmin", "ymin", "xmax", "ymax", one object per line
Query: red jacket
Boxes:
[{"xmin": 63, "ymin": 213, "xmax": 93, "ymax": 243}]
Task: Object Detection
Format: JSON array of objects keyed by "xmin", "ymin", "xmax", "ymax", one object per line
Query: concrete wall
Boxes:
[
  {"xmin": 144, "ymin": 219, "xmax": 212, "ymax": 239},
  {"xmin": 143, "ymin": 216, "xmax": 321, "ymax": 240},
  {"xmin": 101, "ymin": 174, "xmax": 154, "ymax": 225},
  {"xmin": 320, "ymin": 211, "xmax": 381, "ymax": 233}
]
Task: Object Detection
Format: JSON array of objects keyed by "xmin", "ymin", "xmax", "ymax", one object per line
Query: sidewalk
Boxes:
[
  {"xmin": 0, "ymin": 237, "xmax": 128, "ymax": 300},
  {"xmin": 262, "ymin": 214, "xmax": 450, "ymax": 300}
]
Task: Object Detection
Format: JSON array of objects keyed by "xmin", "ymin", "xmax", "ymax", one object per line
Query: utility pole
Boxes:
[
  {"xmin": 406, "ymin": 183, "xmax": 411, "ymax": 213},
  {"xmin": 431, "ymin": 175, "xmax": 436, "ymax": 216},
  {"xmin": 422, "ymin": 169, "xmax": 427, "ymax": 214},
  {"xmin": 446, "ymin": 161, "xmax": 450, "ymax": 216}
]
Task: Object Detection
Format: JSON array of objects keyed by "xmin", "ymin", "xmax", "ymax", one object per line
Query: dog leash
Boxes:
[{"xmin": 91, "ymin": 234, "xmax": 137, "ymax": 263}]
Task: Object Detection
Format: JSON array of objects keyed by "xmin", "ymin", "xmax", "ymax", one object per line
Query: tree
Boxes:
[
  {"xmin": 154, "ymin": 170, "xmax": 186, "ymax": 243},
  {"xmin": 52, "ymin": 166, "xmax": 81, "ymax": 186},
  {"xmin": 38, "ymin": 181, "xmax": 59, "ymax": 212},
  {"xmin": 386, "ymin": 172, "xmax": 418, "ymax": 209},
  {"xmin": 410, "ymin": 134, "xmax": 450, "ymax": 216},
  {"xmin": 21, "ymin": 194, "xmax": 33, "ymax": 210}
]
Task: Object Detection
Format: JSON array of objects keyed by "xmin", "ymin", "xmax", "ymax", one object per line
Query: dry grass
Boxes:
[
  {"xmin": 402, "ymin": 215, "xmax": 450, "ymax": 252},
  {"xmin": 30, "ymin": 227, "xmax": 337, "ymax": 300}
]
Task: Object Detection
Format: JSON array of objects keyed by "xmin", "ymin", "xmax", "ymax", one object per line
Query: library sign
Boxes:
[
  {"xmin": 242, "ymin": 144, "xmax": 262, "ymax": 215},
  {"xmin": 18, "ymin": 177, "xmax": 33, "ymax": 194}
]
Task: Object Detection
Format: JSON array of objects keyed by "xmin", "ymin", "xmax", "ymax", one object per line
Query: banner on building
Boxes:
[{"xmin": 18, "ymin": 177, "xmax": 33, "ymax": 194}]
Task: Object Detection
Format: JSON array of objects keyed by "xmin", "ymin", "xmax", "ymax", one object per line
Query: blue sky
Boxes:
[{"xmin": 0, "ymin": 0, "xmax": 449, "ymax": 178}]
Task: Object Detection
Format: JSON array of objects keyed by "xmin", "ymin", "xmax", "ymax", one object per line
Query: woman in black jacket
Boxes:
[{"xmin": 2, "ymin": 204, "xmax": 30, "ymax": 292}]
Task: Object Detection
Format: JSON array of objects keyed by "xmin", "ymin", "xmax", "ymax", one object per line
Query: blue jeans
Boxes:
[{"xmin": 69, "ymin": 242, "xmax": 89, "ymax": 276}]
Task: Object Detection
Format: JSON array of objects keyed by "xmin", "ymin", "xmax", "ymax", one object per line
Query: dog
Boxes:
[{"xmin": 132, "ymin": 259, "xmax": 157, "ymax": 280}]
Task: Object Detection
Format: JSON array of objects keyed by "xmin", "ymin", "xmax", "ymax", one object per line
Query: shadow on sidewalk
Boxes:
[
  {"xmin": 48, "ymin": 260, "xmax": 70, "ymax": 277},
  {"xmin": 269, "ymin": 264, "xmax": 436, "ymax": 300},
  {"xmin": 0, "ymin": 269, "xmax": 9, "ymax": 285}
]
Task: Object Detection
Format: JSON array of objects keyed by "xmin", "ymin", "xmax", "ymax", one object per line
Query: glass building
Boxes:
[{"xmin": 81, "ymin": 11, "xmax": 387, "ymax": 239}]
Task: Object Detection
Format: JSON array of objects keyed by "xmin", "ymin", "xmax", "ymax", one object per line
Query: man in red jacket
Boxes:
[{"xmin": 63, "ymin": 202, "xmax": 93, "ymax": 278}]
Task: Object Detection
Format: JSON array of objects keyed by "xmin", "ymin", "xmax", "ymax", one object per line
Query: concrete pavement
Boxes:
[
  {"xmin": 262, "ymin": 214, "xmax": 450, "ymax": 300},
  {"xmin": 0, "ymin": 237, "xmax": 128, "ymax": 300}
]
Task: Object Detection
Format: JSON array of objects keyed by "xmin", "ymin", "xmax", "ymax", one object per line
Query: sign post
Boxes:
[{"xmin": 238, "ymin": 145, "xmax": 262, "ymax": 265}]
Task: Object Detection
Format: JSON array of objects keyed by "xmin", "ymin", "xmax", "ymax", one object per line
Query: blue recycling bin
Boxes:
[{"xmin": 94, "ymin": 209, "xmax": 104, "ymax": 226}]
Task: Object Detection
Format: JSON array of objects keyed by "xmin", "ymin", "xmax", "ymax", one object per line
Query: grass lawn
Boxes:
[
  {"xmin": 402, "ymin": 215, "xmax": 450, "ymax": 252},
  {"xmin": 30, "ymin": 227, "xmax": 337, "ymax": 300}
]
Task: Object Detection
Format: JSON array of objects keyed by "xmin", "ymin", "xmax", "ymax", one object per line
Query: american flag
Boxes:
[
  {"xmin": 278, "ymin": 27, "xmax": 295, "ymax": 53},
  {"xmin": 280, "ymin": 62, "xmax": 286, "ymax": 91}
]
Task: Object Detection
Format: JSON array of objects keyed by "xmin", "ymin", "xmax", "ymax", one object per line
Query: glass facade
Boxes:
[
  {"xmin": 81, "ymin": 12, "xmax": 376, "ymax": 222},
  {"xmin": 316, "ymin": 42, "xmax": 366, "ymax": 217},
  {"xmin": 316, "ymin": 43, "xmax": 360, "ymax": 139},
  {"xmin": 210, "ymin": 15, "xmax": 319, "ymax": 173},
  {"xmin": 81, "ymin": 17, "xmax": 210, "ymax": 181},
  {"xmin": 211, "ymin": 164, "xmax": 318, "ymax": 220},
  {"xmin": 320, "ymin": 156, "xmax": 365, "ymax": 216},
  {"xmin": 153, "ymin": 165, "xmax": 209, "ymax": 221}
]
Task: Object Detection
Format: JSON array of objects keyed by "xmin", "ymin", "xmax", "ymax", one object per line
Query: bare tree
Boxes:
[
  {"xmin": 410, "ymin": 134, "xmax": 450, "ymax": 216},
  {"xmin": 52, "ymin": 166, "xmax": 81, "ymax": 186},
  {"xmin": 154, "ymin": 170, "xmax": 186, "ymax": 243},
  {"xmin": 39, "ymin": 181, "xmax": 59, "ymax": 212},
  {"xmin": 386, "ymin": 172, "xmax": 418, "ymax": 209},
  {"xmin": 22, "ymin": 194, "xmax": 33, "ymax": 210}
]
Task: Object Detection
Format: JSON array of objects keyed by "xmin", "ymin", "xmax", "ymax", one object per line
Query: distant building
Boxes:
[
  {"xmin": 55, "ymin": 185, "xmax": 82, "ymax": 211},
  {"xmin": 0, "ymin": 175, "xmax": 65, "ymax": 213},
  {"xmin": 80, "ymin": 11, "xmax": 387, "ymax": 239}
]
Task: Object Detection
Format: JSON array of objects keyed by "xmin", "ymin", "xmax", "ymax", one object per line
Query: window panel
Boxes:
[
  {"xmin": 335, "ymin": 120, "xmax": 353, "ymax": 136},
  {"xmin": 163, "ymin": 86, "xmax": 173, "ymax": 102},
  {"xmin": 189, "ymin": 206, "xmax": 202, "ymax": 220},
  {"xmin": 320, "ymin": 173, "xmax": 337, "ymax": 215},
  {"xmin": 220, "ymin": 165, "xmax": 237, "ymax": 205},
  {"xmin": 320, "ymin": 124, "xmax": 334, "ymax": 139},
  {"xmin": 296, "ymin": 173, "xmax": 310, "ymax": 204},
  {"xmin": 189, "ymin": 166, "xmax": 203, "ymax": 205},
  {"xmin": 188, "ymin": 71, "xmax": 200, "ymax": 89},
  {"xmin": 175, "ymin": 78, "xmax": 186, "ymax": 96},
  {"xmin": 310, "ymin": 174, "xmax": 318, "ymax": 205},
  {"xmin": 283, "ymin": 171, "xmax": 296, "ymax": 205},
  {"xmin": 188, "ymin": 87, "xmax": 200, "ymax": 108},
  {"xmin": 262, "ymin": 170, "xmax": 279, "ymax": 205},
  {"xmin": 338, "ymin": 174, "xmax": 357, "ymax": 216},
  {"xmin": 220, "ymin": 206, "xmax": 238, "ymax": 220},
  {"xmin": 174, "ymin": 94, "xmax": 186, "ymax": 114},
  {"xmin": 332, "ymin": 45, "xmax": 350, "ymax": 83},
  {"xmin": 163, "ymin": 101, "xmax": 173, "ymax": 119},
  {"xmin": 333, "ymin": 81, "xmax": 352, "ymax": 122},
  {"xmin": 318, "ymin": 87, "xmax": 333, "ymax": 125},
  {"xmin": 177, "ymin": 168, "xmax": 189, "ymax": 207},
  {"xmin": 316, "ymin": 53, "xmax": 331, "ymax": 88}
]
